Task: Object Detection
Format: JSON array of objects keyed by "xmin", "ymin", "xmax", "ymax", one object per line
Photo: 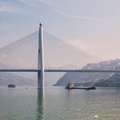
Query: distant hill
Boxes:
[
  {"xmin": 0, "ymin": 72, "xmax": 37, "ymax": 86},
  {"xmin": 54, "ymin": 59, "xmax": 120, "ymax": 86},
  {"xmin": 72, "ymin": 73, "xmax": 120, "ymax": 87},
  {"xmin": 95, "ymin": 74, "xmax": 120, "ymax": 87}
]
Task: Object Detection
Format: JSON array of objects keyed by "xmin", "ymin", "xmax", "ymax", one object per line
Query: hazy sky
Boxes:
[{"xmin": 1, "ymin": 0, "xmax": 120, "ymax": 61}]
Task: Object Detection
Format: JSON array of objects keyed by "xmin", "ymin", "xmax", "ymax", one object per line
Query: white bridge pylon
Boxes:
[{"xmin": 38, "ymin": 23, "xmax": 44, "ymax": 89}]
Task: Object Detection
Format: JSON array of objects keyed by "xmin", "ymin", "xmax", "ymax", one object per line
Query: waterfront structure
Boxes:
[{"xmin": 0, "ymin": 24, "xmax": 120, "ymax": 89}]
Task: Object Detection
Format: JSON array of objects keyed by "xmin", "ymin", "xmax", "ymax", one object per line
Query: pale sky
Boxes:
[{"xmin": 1, "ymin": 0, "xmax": 120, "ymax": 61}]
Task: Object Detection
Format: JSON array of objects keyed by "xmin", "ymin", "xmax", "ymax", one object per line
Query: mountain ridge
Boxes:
[
  {"xmin": 0, "ymin": 72, "xmax": 37, "ymax": 86},
  {"xmin": 54, "ymin": 58, "xmax": 120, "ymax": 86}
]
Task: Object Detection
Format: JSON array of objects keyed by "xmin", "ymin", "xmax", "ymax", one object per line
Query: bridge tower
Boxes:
[{"xmin": 38, "ymin": 23, "xmax": 44, "ymax": 89}]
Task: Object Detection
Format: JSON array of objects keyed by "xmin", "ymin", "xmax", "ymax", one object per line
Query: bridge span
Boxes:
[
  {"xmin": 0, "ymin": 23, "xmax": 119, "ymax": 89},
  {"xmin": 0, "ymin": 69, "xmax": 120, "ymax": 73}
]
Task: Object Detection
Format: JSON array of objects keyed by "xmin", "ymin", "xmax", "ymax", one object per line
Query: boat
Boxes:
[
  {"xmin": 65, "ymin": 82, "xmax": 96, "ymax": 90},
  {"xmin": 8, "ymin": 84, "xmax": 16, "ymax": 88}
]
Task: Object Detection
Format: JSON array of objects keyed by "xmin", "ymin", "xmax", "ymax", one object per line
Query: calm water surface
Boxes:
[{"xmin": 0, "ymin": 86, "xmax": 120, "ymax": 120}]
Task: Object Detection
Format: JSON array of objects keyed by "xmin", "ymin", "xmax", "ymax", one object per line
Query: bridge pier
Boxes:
[
  {"xmin": 38, "ymin": 23, "xmax": 44, "ymax": 89},
  {"xmin": 38, "ymin": 71, "xmax": 44, "ymax": 89}
]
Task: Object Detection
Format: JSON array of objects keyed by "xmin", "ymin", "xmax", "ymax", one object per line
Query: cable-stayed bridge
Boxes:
[
  {"xmin": 0, "ymin": 28, "xmax": 97, "ymax": 70},
  {"xmin": 0, "ymin": 24, "xmax": 120, "ymax": 89}
]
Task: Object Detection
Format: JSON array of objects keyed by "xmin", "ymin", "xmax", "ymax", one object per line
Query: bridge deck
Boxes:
[{"xmin": 0, "ymin": 69, "xmax": 120, "ymax": 72}]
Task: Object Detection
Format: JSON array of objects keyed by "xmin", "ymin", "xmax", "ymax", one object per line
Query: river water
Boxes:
[{"xmin": 0, "ymin": 86, "xmax": 120, "ymax": 120}]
